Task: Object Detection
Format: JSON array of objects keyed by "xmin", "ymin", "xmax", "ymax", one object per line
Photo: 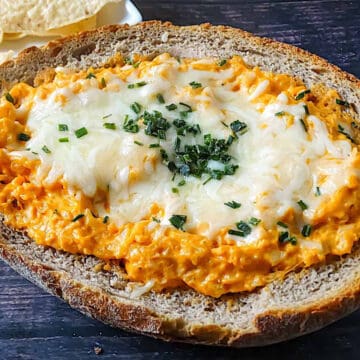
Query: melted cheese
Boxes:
[{"xmin": 0, "ymin": 54, "xmax": 359, "ymax": 297}]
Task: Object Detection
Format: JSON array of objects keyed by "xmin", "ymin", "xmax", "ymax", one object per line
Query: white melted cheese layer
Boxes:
[{"xmin": 12, "ymin": 56, "xmax": 358, "ymax": 241}]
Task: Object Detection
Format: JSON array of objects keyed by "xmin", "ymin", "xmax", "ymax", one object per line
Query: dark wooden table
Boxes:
[{"xmin": 1, "ymin": 1, "xmax": 359, "ymax": 358}]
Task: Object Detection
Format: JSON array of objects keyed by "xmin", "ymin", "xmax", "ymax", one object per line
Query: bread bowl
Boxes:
[{"xmin": 0, "ymin": 21, "xmax": 359, "ymax": 347}]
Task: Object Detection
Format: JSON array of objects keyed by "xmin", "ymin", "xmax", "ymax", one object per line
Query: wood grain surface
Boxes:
[{"xmin": 1, "ymin": 1, "xmax": 360, "ymax": 359}]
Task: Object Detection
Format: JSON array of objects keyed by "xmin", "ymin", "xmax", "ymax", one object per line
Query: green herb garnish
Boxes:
[
  {"xmin": 134, "ymin": 140, "xmax": 143, "ymax": 146},
  {"xmin": 149, "ymin": 143, "xmax": 160, "ymax": 148},
  {"xmin": 218, "ymin": 59, "xmax": 227, "ymax": 66},
  {"xmin": 315, "ymin": 186, "xmax": 321, "ymax": 196},
  {"xmin": 166, "ymin": 103, "xmax": 177, "ymax": 111},
  {"xmin": 169, "ymin": 214, "xmax": 187, "ymax": 230},
  {"xmin": 75, "ymin": 127, "xmax": 88, "ymax": 138},
  {"xmin": 17, "ymin": 133, "xmax": 30, "ymax": 142},
  {"xmin": 130, "ymin": 102, "xmax": 142, "ymax": 114},
  {"xmin": 303, "ymin": 105, "xmax": 310, "ymax": 115},
  {"xmin": 157, "ymin": 94, "xmax": 165, "ymax": 104},
  {"xmin": 103, "ymin": 215, "xmax": 109, "ymax": 224},
  {"xmin": 249, "ymin": 217, "xmax": 261, "ymax": 226},
  {"xmin": 143, "ymin": 110, "xmax": 171, "ymax": 139},
  {"xmin": 279, "ymin": 231, "xmax": 297, "ymax": 245},
  {"xmin": 86, "ymin": 72, "xmax": 96, "ymax": 79},
  {"xmin": 235, "ymin": 221, "xmax": 252, "ymax": 237},
  {"xmin": 128, "ymin": 81, "xmax": 147, "ymax": 89},
  {"xmin": 58, "ymin": 137, "xmax": 69, "ymax": 143},
  {"xmin": 275, "ymin": 111, "xmax": 285, "ymax": 117},
  {"xmin": 301, "ymin": 224, "xmax": 312, "ymax": 237},
  {"xmin": 58, "ymin": 124, "xmax": 69, "ymax": 132},
  {"xmin": 123, "ymin": 115, "xmax": 139, "ymax": 133},
  {"xmin": 172, "ymin": 187, "xmax": 179, "ymax": 194},
  {"xmin": 295, "ymin": 89, "xmax": 310, "ymax": 100},
  {"xmin": 101, "ymin": 78, "xmax": 106, "ymax": 87},
  {"xmin": 72, "ymin": 214, "xmax": 85, "ymax": 222},
  {"xmin": 338, "ymin": 124, "xmax": 355, "ymax": 143},
  {"xmin": 277, "ymin": 221, "xmax": 288, "ymax": 228},
  {"xmin": 224, "ymin": 201, "xmax": 241, "ymax": 209},
  {"xmin": 230, "ymin": 120, "xmax": 248, "ymax": 135},
  {"xmin": 103, "ymin": 123, "xmax": 116, "ymax": 130},
  {"xmin": 189, "ymin": 81, "xmax": 202, "ymax": 89},
  {"xmin": 41, "ymin": 145, "xmax": 51, "ymax": 154},
  {"xmin": 178, "ymin": 180, "xmax": 186, "ymax": 186},
  {"xmin": 5, "ymin": 92, "xmax": 14, "ymax": 104},
  {"xmin": 179, "ymin": 102, "xmax": 192, "ymax": 112},
  {"xmin": 228, "ymin": 229, "xmax": 244, "ymax": 237},
  {"xmin": 297, "ymin": 200, "xmax": 308, "ymax": 211},
  {"xmin": 300, "ymin": 119, "xmax": 308, "ymax": 132},
  {"xmin": 336, "ymin": 99, "xmax": 350, "ymax": 107}
]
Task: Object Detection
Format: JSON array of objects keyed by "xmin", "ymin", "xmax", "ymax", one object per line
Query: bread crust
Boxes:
[{"xmin": 0, "ymin": 21, "xmax": 360, "ymax": 347}]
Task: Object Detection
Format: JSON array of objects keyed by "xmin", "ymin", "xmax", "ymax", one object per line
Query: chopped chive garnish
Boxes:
[
  {"xmin": 128, "ymin": 81, "xmax": 147, "ymax": 89},
  {"xmin": 5, "ymin": 92, "xmax": 14, "ymax": 104},
  {"xmin": 300, "ymin": 119, "xmax": 308, "ymax": 132},
  {"xmin": 103, "ymin": 215, "xmax": 109, "ymax": 224},
  {"xmin": 221, "ymin": 121, "xmax": 229, "ymax": 128},
  {"xmin": 41, "ymin": 145, "xmax": 51, "ymax": 154},
  {"xmin": 101, "ymin": 77, "xmax": 106, "ymax": 87},
  {"xmin": 278, "ymin": 231, "xmax": 297, "ymax": 245},
  {"xmin": 297, "ymin": 200, "xmax": 308, "ymax": 211},
  {"xmin": 86, "ymin": 72, "xmax": 96, "ymax": 79},
  {"xmin": 134, "ymin": 140, "xmax": 143, "ymax": 146},
  {"xmin": 75, "ymin": 127, "xmax": 88, "ymax": 138},
  {"xmin": 235, "ymin": 221, "xmax": 252, "ymax": 237},
  {"xmin": 179, "ymin": 102, "xmax": 192, "ymax": 112},
  {"xmin": 230, "ymin": 120, "xmax": 248, "ymax": 135},
  {"xmin": 202, "ymin": 176, "xmax": 212, "ymax": 185},
  {"xmin": 303, "ymin": 105, "xmax": 310, "ymax": 115},
  {"xmin": 295, "ymin": 89, "xmax": 310, "ymax": 100},
  {"xmin": 180, "ymin": 111, "xmax": 189, "ymax": 119},
  {"xmin": 17, "ymin": 133, "xmax": 30, "ymax": 141},
  {"xmin": 149, "ymin": 143, "xmax": 160, "ymax": 148},
  {"xmin": 58, "ymin": 137, "xmax": 69, "ymax": 143},
  {"xmin": 123, "ymin": 115, "xmax": 139, "ymax": 133},
  {"xmin": 315, "ymin": 186, "xmax": 321, "ymax": 196},
  {"xmin": 336, "ymin": 98, "xmax": 350, "ymax": 107},
  {"xmin": 166, "ymin": 103, "xmax": 177, "ymax": 111},
  {"xmin": 189, "ymin": 81, "xmax": 202, "ymax": 89},
  {"xmin": 58, "ymin": 124, "xmax": 69, "ymax": 132},
  {"xmin": 130, "ymin": 102, "xmax": 142, "ymax": 114},
  {"xmin": 224, "ymin": 201, "xmax": 241, "ymax": 209},
  {"xmin": 275, "ymin": 111, "xmax": 285, "ymax": 117},
  {"xmin": 152, "ymin": 216, "xmax": 160, "ymax": 223},
  {"xmin": 157, "ymin": 94, "xmax": 165, "ymax": 104},
  {"xmin": 228, "ymin": 229, "xmax": 244, "ymax": 237},
  {"xmin": 169, "ymin": 214, "xmax": 187, "ymax": 230},
  {"xmin": 178, "ymin": 180, "xmax": 186, "ymax": 186},
  {"xmin": 277, "ymin": 221, "xmax": 288, "ymax": 228},
  {"xmin": 249, "ymin": 217, "xmax": 261, "ymax": 226},
  {"xmin": 301, "ymin": 224, "xmax": 312, "ymax": 237},
  {"xmin": 175, "ymin": 137, "xmax": 181, "ymax": 152},
  {"xmin": 102, "ymin": 114, "xmax": 112, "ymax": 119},
  {"xmin": 72, "ymin": 214, "xmax": 84, "ymax": 222},
  {"xmin": 133, "ymin": 61, "xmax": 141, "ymax": 68},
  {"xmin": 218, "ymin": 59, "xmax": 227, "ymax": 66},
  {"xmin": 143, "ymin": 110, "xmax": 171, "ymax": 139},
  {"xmin": 103, "ymin": 123, "xmax": 116, "ymax": 130},
  {"xmin": 338, "ymin": 124, "xmax": 355, "ymax": 143},
  {"xmin": 172, "ymin": 187, "xmax": 179, "ymax": 194}
]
